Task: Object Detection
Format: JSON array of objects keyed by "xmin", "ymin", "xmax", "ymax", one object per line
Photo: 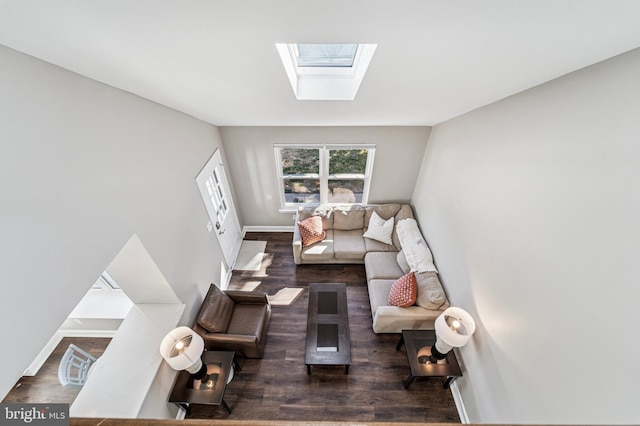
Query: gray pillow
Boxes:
[{"xmin": 415, "ymin": 272, "xmax": 449, "ymax": 310}]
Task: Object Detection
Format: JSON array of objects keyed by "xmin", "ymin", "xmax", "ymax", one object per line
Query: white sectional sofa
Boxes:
[{"xmin": 292, "ymin": 203, "xmax": 449, "ymax": 333}]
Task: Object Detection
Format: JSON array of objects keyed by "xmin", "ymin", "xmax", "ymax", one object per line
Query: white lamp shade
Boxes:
[
  {"xmin": 159, "ymin": 326, "xmax": 205, "ymax": 371},
  {"xmin": 435, "ymin": 307, "xmax": 476, "ymax": 348}
]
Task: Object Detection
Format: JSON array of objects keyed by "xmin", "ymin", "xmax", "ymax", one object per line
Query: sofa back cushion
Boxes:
[
  {"xmin": 197, "ymin": 285, "xmax": 235, "ymax": 333},
  {"xmin": 365, "ymin": 204, "xmax": 401, "ymax": 227},
  {"xmin": 297, "ymin": 204, "xmax": 334, "ymax": 230},
  {"xmin": 397, "ymin": 250, "xmax": 411, "ymax": 274},
  {"xmin": 333, "ymin": 205, "xmax": 365, "ymax": 230}
]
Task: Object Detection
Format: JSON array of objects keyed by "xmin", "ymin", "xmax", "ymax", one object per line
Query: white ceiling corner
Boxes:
[{"xmin": 1, "ymin": 1, "xmax": 640, "ymax": 126}]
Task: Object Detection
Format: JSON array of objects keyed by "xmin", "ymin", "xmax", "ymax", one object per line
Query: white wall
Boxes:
[
  {"xmin": 220, "ymin": 126, "xmax": 430, "ymax": 227},
  {"xmin": 0, "ymin": 45, "xmax": 227, "ymax": 401},
  {"xmin": 412, "ymin": 48, "xmax": 640, "ymax": 424}
]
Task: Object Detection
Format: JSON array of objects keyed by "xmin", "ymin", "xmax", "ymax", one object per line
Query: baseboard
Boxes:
[
  {"xmin": 450, "ymin": 380, "xmax": 470, "ymax": 424},
  {"xmin": 23, "ymin": 332, "xmax": 64, "ymax": 376},
  {"xmin": 243, "ymin": 225, "xmax": 295, "ymax": 234}
]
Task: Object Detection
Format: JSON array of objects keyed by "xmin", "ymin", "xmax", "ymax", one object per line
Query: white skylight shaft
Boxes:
[{"xmin": 276, "ymin": 43, "xmax": 377, "ymax": 100}]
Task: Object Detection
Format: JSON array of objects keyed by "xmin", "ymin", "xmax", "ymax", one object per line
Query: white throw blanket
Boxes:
[{"xmin": 396, "ymin": 218, "xmax": 438, "ymax": 273}]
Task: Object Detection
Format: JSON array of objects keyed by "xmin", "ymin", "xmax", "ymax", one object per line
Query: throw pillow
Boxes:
[
  {"xmin": 415, "ymin": 272, "xmax": 449, "ymax": 310},
  {"xmin": 388, "ymin": 272, "xmax": 417, "ymax": 307},
  {"xmin": 363, "ymin": 211, "xmax": 394, "ymax": 245},
  {"xmin": 298, "ymin": 215, "xmax": 326, "ymax": 247}
]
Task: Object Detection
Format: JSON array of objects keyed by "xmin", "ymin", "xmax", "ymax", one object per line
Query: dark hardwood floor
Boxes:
[
  {"xmin": 2, "ymin": 232, "xmax": 460, "ymax": 423},
  {"xmin": 188, "ymin": 232, "xmax": 460, "ymax": 423},
  {"xmin": 2, "ymin": 337, "xmax": 111, "ymax": 404}
]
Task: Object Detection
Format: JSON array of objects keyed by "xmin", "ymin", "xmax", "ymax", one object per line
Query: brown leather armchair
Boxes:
[{"xmin": 193, "ymin": 284, "xmax": 271, "ymax": 358}]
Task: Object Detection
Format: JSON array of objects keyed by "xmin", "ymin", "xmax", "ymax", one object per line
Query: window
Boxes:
[
  {"xmin": 295, "ymin": 44, "xmax": 358, "ymax": 67},
  {"xmin": 275, "ymin": 43, "xmax": 377, "ymax": 100},
  {"xmin": 274, "ymin": 144, "xmax": 376, "ymax": 211}
]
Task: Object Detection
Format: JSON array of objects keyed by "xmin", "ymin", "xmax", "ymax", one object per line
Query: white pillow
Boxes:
[{"xmin": 363, "ymin": 211, "xmax": 394, "ymax": 245}]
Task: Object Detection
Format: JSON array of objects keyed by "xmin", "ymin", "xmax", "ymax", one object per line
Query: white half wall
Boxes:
[
  {"xmin": 220, "ymin": 126, "xmax": 430, "ymax": 226},
  {"xmin": 412, "ymin": 48, "xmax": 640, "ymax": 423},
  {"xmin": 0, "ymin": 44, "xmax": 228, "ymax": 402}
]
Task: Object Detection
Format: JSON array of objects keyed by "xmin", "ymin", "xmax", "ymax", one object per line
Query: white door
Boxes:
[{"xmin": 196, "ymin": 150, "xmax": 242, "ymax": 271}]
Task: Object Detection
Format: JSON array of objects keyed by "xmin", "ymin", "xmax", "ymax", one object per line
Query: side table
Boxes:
[
  {"xmin": 169, "ymin": 350, "xmax": 240, "ymax": 414},
  {"xmin": 396, "ymin": 329, "xmax": 462, "ymax": 389}
]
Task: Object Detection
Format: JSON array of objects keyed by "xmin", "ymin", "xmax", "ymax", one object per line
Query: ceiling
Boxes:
[{"xmin": 2, "ymin": 1, "xmax": 640, "ymax": 127}]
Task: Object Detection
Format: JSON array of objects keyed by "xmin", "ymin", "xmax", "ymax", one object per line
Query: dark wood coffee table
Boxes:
[
  {"xmin": 305, "ymin": 282, "xmax": 351, "ymax": 374},
  {"xmin": 396, "ymin": 329, "xmax": 462, "ymax": 389},
  {"xmin": 168, "ymin": 350, "xmax": 239, "ymax": 414}
]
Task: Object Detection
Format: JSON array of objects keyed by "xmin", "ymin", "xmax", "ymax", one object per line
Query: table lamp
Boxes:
[
  {"xmin": 429, "ymin": 307, "xmax": 475, "ymax": 363},
  {"xmin": 160, "ymin": 326, "xmax": 211, "ymax": 388}
]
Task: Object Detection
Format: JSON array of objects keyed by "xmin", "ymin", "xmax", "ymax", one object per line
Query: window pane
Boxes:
[
  {"xmin": 328, "ymin": 179, "xmax": 364, "ymax": 203},
  {"xmin": 329, "ymin": 149, "xmax": 368, "ymax": 175},
  {"xmin": 296, "ymin": 44, "xmax": 358, "ymax": 67},
  {"xmin": 281, "ymin": 148, "xmax": 319, "ymax": 175},
  {"xmin": 284, "ymin": 178, "xmax": 320, "ymax": 204}
]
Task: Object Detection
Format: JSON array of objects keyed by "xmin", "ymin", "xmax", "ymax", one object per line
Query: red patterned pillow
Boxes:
[
  {"xmin": 298, "ymin": 216, "xmax": 325, "ymax": 247},
  {"xmin": 388, "ymin": 272, "xmax": 417, "ymax": 307}
]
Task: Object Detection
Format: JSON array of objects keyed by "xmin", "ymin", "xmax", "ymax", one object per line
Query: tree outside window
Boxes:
[{"xmin": 275, "ymin": 144, "xmax": 375, "ymax": 210}]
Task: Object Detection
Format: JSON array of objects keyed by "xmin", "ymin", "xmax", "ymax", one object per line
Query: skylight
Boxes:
[
  {"xmin": 276, "ymin": 43, "xmax": 377, "ymax": 101},
  {"xmin": 295, "ymin": 44, "xmax": 358, "ymax": 67}
]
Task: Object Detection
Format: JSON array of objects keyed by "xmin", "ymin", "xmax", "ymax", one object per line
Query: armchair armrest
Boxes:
[
  {"xmin": 226, "ymin": 290, "xmax": 269, "ymax": 304},
  {"xmin": 201, "ymin": 333, "xmax": 258, "ymax": 345}
]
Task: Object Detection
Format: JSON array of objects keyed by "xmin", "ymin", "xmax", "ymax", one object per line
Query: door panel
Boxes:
[{"xmin": 196, "ymin": 150, "xmax": 242, "ymax": 270}]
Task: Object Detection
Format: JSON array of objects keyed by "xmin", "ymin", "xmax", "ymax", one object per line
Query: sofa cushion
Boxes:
[
  {"xmin": 363, "ymin": 211, "xmax": 394, "ymax": 245},
  {"xmin": 364, "ymin": 236, "xmax": 397, "ymax": 253},
  {"xmin": 226, "ymin": 303, "xmax": 269, "ymax": 337},
  {"xmin": 333, "ymin": 205, "xmax": 365, "ymax": 230},
  {"xmin": 301, "ymin": 229, "xmax": 335, "ymax": 262},
  {"xmin": 297, "ymin": 204, "xmax": 334, "ymax": 230},
  {"xmin": 372, "ymin": 305, "xmax": 442, "ymax": 333},
  {"xmin": 333, "ymin": 229, "xmax": 366, "ymax": 261},
  {"xmin": 388, "ymin": 272, "xmax": 418, "ymax": 307},
  {"xmin": 364, "ymin": 252, "xmax": 405, "ymax": 280},
  {"xmin": 367, "ymin": 279, "xmax": 396, "ymax": 317},
  {"xmin": 298, "ymin": 216, "xmax": 326, "ymax": 247},
  {"xmin": 365, "ymin": 204, "xmax": 401, "ymax": 226},
  {"xmin": 397, "ymin": 249, "xmax": 411, "ymax": 274},
  {"xmin": 197, "ymin": 285, "xmax": 234, "ymax": 333},
  {"xmin": 415, "ymin": 272, "xmax": 449, "ymax": 310}
]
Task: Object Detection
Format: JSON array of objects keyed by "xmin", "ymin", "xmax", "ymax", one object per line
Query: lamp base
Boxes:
[
  {"xmin": 428, "ymin": 343, "xmax": 448, "ymax": 364},
  {"xmin": 192, "ymin": 364, "xmax": 233, "ymax": 390},
  {"xmin": 417, "ymin": 346, "xmax": 448, "ymax": 365}
]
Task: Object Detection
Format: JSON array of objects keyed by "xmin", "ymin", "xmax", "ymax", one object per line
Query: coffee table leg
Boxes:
[
  {"xmin": 395, "ymin": 334, "xmax": 405, "ymax": 351},
  {"xmin": 402, "ymin": 373, "xmax": 416, "ymax": 389},
  {"xmin": 344, "ymin": 365, "xmax": 349, "ymax": 375},
  {"xmin": 306, "ymin": 364, "xmax": 311, "ymax": 375},
  {"xmin": 222, "ymin": 399, "xmax": 232, "ymax": 414}
]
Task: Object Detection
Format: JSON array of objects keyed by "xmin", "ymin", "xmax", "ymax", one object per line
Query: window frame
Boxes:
[{"xmin": 274, "ymin": 144, "xmax": 376, "ymax": 212}]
